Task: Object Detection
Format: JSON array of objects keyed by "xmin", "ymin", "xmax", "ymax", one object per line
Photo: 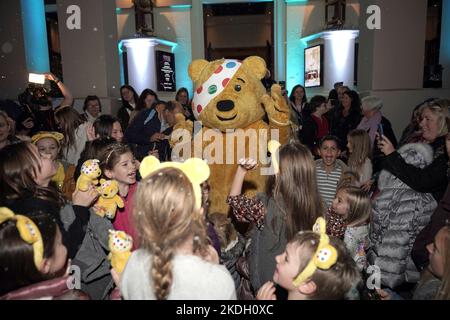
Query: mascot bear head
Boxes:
[{"xmin": 189, "ymin": 56, "xmax": 268, "ymax": 132}]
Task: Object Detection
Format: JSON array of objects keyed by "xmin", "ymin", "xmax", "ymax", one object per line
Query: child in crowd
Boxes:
[
  {"xmin": 0, "ymin": 207, "xmax": 87, "ymax": 300},
  {"xmin": 70, "ymin": 140, "xmax": 121, "ymax": 300},
  {"xmin": 327, "ymin": 186, "xmax": 371, "ymax": 271},
  {"xmin": 31, "ymin": 131, "xmax": 66, "ymax": 190},
  {"xmin": 227, "ymin": 142, "xmax": 324, "ymax": 293},
  {"xmin": 315, "ymin": 135, "xmax": 348, "ymax": 208},
  {"xmin": 74, "ymin": 138, "xmax": 117, "ymax": 182},
  {"xmin": 200, "ymin": 181, "xmax": 222, "ymax": 255},
  {"xmin": 100, "ymin": 142, "xmax": 138, "ymax": 247},
  {"xmin": 256, "ymin": 217, "xmax": 360, "ymax": 300},
  {"xmin": 347, "ymin": 129, "xmax": 373, "ymax": 187},
  {"xmin": 120, "ymin": 164, "xmax": 236, "ymax": 299},
  {"xmin": 54, "ymin": 106, "xmax": 89, "ymax": 165},
  {"xmin": 92, "ymin": 115, "xmax": 124, "ymax": 143},
  {"xmin": 337, "ymin": 170, "xmax": 361, "ymax": 189},
  {"xmin": 117, "ymin": 85, "xmax": 139, "ymax": 131},
  {"xmin": 377, "ymin": 225, "xmax": 450, "ymax": 300},
  {"xmin": 299, "ymin": 95, "xmax": 331, "ymax": 154},
  {"xmin": 0, "ymin": 142, "xmax": 97, "ymax": 261},
  {"xmin": 208, "ymin": 212, "xmax": 246, "ymax": 290}
]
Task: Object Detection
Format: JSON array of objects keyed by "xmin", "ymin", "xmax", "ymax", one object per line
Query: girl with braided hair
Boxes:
[{"xmin": 120, "ymin": 166, "xmax": 236, "ymax": 300}]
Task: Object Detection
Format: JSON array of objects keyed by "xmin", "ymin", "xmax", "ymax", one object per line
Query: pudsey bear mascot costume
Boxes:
[{"xmin": 171, "ymin": 56, "xmax": 292, "ymax": 215}]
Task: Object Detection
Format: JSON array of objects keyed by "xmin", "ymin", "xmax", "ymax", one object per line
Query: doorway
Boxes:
[{"xmin": 203, "ymin": 2, "xmax": 274, "ymax": 76}]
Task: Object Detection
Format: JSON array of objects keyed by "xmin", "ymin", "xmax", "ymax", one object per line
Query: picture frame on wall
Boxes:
[{"xmin": 304, "ymin": 44, "xmax": 324, "ymax": 88}]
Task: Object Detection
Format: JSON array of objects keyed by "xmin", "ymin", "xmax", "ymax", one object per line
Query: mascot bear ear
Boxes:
[
  {"xmin": 242, "ymin": 56, "xmax": 267, "ymax": 80},
  {"xmin": 189, "ymin": 59, "xmax": 210, "ymax": 82}
]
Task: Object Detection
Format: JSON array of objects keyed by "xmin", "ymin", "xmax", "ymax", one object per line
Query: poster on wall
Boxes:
[
  {"xmin": 156, "ymin": 50, "xmax": 176, "ymax": 92},
  {"xmin": 304, "ymin": 45, "xmax": 323, "ymax": 88}
]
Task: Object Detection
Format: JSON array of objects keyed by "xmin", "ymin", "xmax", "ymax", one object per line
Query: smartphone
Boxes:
[
  {"xmin": 377, "ymin": 123, "xmax": 384, "ymax": 137},
  {"xmin": 29, "ymin": 73, "xmax": 45, "ymax": 85}
]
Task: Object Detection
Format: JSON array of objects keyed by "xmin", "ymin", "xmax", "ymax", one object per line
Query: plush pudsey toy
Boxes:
[
  {"xmin": 171, "ymin": 56, "xmax": 292, "ymax": 215},
  {"xmin": 95, "ymin": 179, "xmax": 124, "ymax": 219},
  {"xmin": 108, "ymin": 229, "xmax": 133, "ymax": 274},
  {"xmin": 76, "ymin": 159, "xmax": 101, "ymax": 191}
]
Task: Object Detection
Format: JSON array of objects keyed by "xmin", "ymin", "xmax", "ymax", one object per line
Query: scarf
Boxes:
[
  {"xmin": 357, "ymin": 110, "xmax": 382, "ymax": 146},
  {"xmin": 325, "ymin": 207, "xmax": 347, "ymax": 239},
  {"xmin": 143, "ymin": 109, "xmax": 157, "ymax": 125}
]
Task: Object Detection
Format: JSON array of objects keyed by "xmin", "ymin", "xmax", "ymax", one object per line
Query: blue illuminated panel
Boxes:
[{"xmin": 20, "ymin": 0, "xmax": 50, "ymax": 73}]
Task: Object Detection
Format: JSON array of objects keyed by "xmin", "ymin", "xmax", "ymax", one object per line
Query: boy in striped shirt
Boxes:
[{"xmin": 315, "ymin": 136, "xmax": 348, "ymax": 208}]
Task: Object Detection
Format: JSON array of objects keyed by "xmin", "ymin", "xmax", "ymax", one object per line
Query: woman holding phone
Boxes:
[{"xmin": 378, "ymin": 100, "xmax": 449, "ymax": 202}]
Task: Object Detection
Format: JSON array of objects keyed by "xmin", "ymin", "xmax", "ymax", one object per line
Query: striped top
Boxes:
[{"xmin": 315, "ymin": 159, "xmax": 348, "ymax": 209}]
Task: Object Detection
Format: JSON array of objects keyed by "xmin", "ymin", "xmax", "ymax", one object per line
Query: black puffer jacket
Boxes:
[
  {"xmin": 380, "ymin": 135, "xmax": 448, "ymax": 201},
  {"xmin": 412, "ymin": 182, "xmax": 450, "ymax": 270}
]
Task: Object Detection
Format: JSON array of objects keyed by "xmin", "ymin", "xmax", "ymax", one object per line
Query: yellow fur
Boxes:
[
  {"xmin": 95, "ymin": 179, "xmax": 124, "ymax": 219},
  {"xmin": 51, "ymin": 161, "xmax": 65, "ymax": 190},
  {"xmin": 76, "ymin": 159, "xmax": 101, "ymax": 192},
  {"xmin": 173, "ymin": 56, "xmax": 292, "ymax": 215},
  {"xmin": 108, "ymin": 230, "xmax": 132, "ymax": 274}
]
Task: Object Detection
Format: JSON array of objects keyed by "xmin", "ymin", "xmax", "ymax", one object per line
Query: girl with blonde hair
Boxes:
[
  {"xmin": 54, "ymin": 106, "xmax": 89, "ymax": 165},
  {"xmin": 347, "ymin": 129, "xmax": 372, "ymax": 186},
  {"xmin": 328, "ymin": 186, "xmax": 371, "ymax": 271},
  {"xmin": 120, "ymin": 166, "xmax": 236, "ymax": 300}
]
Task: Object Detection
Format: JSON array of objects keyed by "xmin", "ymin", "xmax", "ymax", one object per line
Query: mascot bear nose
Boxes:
[{"xmin": 217, "ymin": 100, "xmax": 235, "ymax": 112}]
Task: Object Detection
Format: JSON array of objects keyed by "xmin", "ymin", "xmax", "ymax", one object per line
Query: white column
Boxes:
[
  {"xmin": 121, "ymin": 38, "xmax": 158, "ymax": 95},
  {"xmin": 322, "ymin": 30, "xmax": 359, "ymax": 90},
  {"xmin": 120, "ymin": 37, "xmax": 177, "ymax": 95}
]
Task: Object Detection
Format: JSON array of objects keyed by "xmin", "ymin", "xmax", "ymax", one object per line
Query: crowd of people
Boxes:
[{"xmin": 0, "ymin": 74, "xmax": 449, "ymax": 301}]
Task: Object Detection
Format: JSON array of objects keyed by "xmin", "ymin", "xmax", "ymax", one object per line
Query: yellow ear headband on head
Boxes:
[
  {"xmin": 292, "ymin": 217, "xmax": 338, "ymax": 287},
  {"xmin": 268, "ymin": 140, "xmax": 281, "ymax": 175},
  {"xmin": 139, "ymin": 156, "xmax": 210, "ymax": 209},
  {"xmin": 31, "ymin": 131, "xmax": 64, "ymax": 145},
  {"xmin": 0, "ymin": 207, "xmax": 44, "ymax": 270}
]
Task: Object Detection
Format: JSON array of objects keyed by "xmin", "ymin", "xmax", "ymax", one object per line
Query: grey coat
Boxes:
[
  {"xmin": 367, "ymin": 143, "xmax": 437, "ymax": 289},
  {"xmin": 248, "ymin": 193, "xmax": 287, "ymax": 291},
  {"xmin": 69, "ymin": 210, "xmax": 115, "ymax": 300}
]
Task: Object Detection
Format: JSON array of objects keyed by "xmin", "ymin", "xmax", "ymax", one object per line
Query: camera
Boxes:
[
  {"xmin": 28, "ymin": 85, "xmax": 51, "ymax": 107},
  {"xmin": 25, "ymin": 73, "xmax": 52, "ymax": 107}
]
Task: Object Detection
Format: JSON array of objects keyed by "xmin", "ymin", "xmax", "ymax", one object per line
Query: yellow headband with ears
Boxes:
[
  {"xmin": 0, "ymin": 207, "xmax": 44, "ymax": 270},
  {"xmin": 139, "ymin": 156, "xmax": 210, "ymax": 209},
  {"xmin": 268, "ymin": 140, "xmax": 281, "ymax": 175},
  {"xmin": 292, "ymin": 217, "xmax": 338, "ymax": 287},
  {"xmin": 31, "ymin": 131, "xmax": 64, "ymax": 145}
]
